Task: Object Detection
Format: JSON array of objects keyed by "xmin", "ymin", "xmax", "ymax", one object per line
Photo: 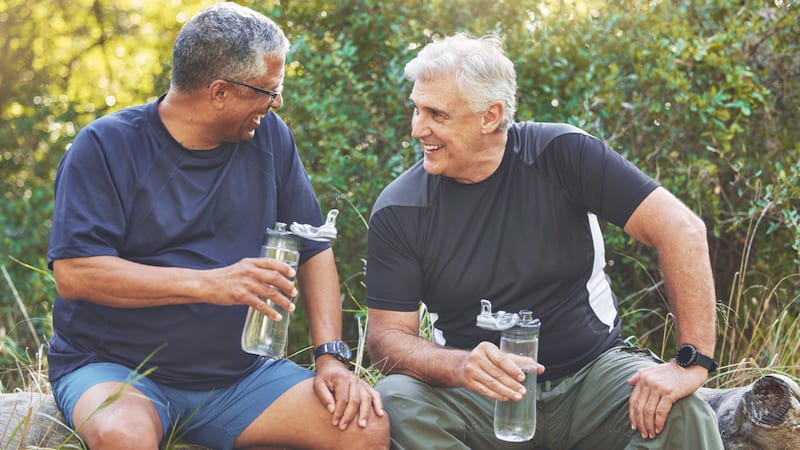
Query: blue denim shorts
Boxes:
[{"xmin": 50, "ymin": 359, "xmax": 314, "ymax": 450}]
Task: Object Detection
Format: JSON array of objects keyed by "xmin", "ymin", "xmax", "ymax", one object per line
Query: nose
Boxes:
[
  {"xmin": 410, "ymin": 114, "xmax": 430, "ymax": 139},
  {"xmin": 269, "ymin": 93, "xmax": 283, "ymax": 110}
]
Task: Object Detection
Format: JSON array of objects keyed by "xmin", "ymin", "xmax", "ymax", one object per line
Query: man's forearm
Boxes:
[
  {"xmin": 651, "ymin": 201, "xmax": 717, "ymax": 356},
  {"xmin": 622, "ymin": 187, "xmax": 717, "ymax": 356},
  {"xmin": 53, "ymin": 255, "xmax": 205, "ymax": 308},
  {"xmin": 368, "ymin": 325, "xmax": 470, "ymax": 387},
  {"xmin": 660, "ymin": 223, "xmax": 717, "ymax": 356},
  {"xmin": 298, "ymin": 248, "xmax": 344, "ymax": 346}
]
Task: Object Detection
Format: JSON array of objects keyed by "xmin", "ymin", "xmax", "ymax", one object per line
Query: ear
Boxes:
[
  {"xmin": 481, "ymin": 101, "xmax": 504, "ymax": 134},
  {"xmin": 207, "ymin": 80, "xmax": 230, "ymax": 109}
]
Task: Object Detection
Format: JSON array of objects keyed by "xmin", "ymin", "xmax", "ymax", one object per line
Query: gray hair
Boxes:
[
  {"xmin": 171, "ymin": 2, "xmax": 290, "ymax": 93},
  {"xmin": 404, "ymin": 33, "xmax": 517, "ymax": 131}
]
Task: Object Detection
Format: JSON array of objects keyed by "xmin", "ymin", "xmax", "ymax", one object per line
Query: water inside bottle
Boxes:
[
  {"xmin": 241, "ymin": 241, "xmax": 299, "ymax": 357},
  {"xmin": 494, "ymin": 365, "xmax": 537, "ymax": 442},
  {"xmin": 263, "ymin": 246, "xmax": 300, "ymax": 268}
]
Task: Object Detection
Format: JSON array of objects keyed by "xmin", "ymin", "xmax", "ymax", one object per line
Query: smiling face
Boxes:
[
  {"xmin": 409, "ymin": 74, "xmax": 505, "ymax": 184},
  {"xmin": 222, "ymin": 53, "xmax": 286, "ymax": 143}
]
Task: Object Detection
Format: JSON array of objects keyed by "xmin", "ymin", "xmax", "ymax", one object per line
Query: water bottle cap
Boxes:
[
  {"xmin": 516, "ymin": 310, "xmax": 541, "ymax": 331},
  {"xmin": 477, "ymin": 299, "xmax": 533, "ymax": 331},
  {"xmin": 289, "ymin": 209, "xmax": 339, "ymax": 242}
]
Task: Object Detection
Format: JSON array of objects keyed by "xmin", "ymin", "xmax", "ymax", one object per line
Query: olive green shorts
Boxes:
[{"xmin": 376, "ymin": 344, "xmax": 723, "ymax": 450}]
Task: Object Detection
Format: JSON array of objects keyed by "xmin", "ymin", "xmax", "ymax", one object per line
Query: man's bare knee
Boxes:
[
  {"xmin": 343, "ymin": 414, "xmax": 391, "ymax": 450},
  {"xmin": 81, "ymin": 419, "xmax": 160, "ymax": 450},
  {"xmin": 72, "ymin": 382, "xmax": 162, "ymax": 450}
]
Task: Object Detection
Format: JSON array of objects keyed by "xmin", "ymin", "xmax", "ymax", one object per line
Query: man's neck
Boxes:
[
  {"xmin": 158, "ymin": 91, "xmax": 221, "ymax": 150},
  {"xmin": 453, "ymin": 132, "xmax": 508, "ymax": 184}
]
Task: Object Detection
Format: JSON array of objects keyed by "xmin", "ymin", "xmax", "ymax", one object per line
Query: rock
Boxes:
[{"xmin": 0, "ymin": 391, "xmax": 78, "ymax": 449}]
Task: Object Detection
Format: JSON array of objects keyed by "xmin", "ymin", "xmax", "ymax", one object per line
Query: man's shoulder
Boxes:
[
  {"xmin": 370, "ymin": 160, "xmax": 432, "ymax": 219},
  {"xmin": 510, "ymin": 121, "xmax": 591, "ymax": 161},
  {"xmin": 82, "ymin": 102, "xmax": 156, "ymax": 137},
  {"xmin": 512, "ymin": 120, "xmax": 588, "ymax": 136}
]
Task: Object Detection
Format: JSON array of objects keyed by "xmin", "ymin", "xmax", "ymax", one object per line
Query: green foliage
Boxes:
[
  {"xmin": 1, "ymin": 0, "xmax": 798, "ymax": 391},
  {"xmin": 1, "ymin": 0, "xmax": 217, "ymax": 376}
]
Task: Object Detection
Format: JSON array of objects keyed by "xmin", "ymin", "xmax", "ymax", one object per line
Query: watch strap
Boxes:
[
  {"xmin": 313, "ymin": 340, "xmax": 351, "ymax": 364},
  {"xmin": 676, "ymin": 344, "xmax": 718, "ymax": 373},
  {"xmin": 693, "ymin": 351, "xmax": 719, "ymax": 373}
]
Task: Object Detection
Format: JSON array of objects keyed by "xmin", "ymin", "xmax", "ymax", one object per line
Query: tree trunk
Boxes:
[{"xmin": 696, "ymin": 374, "xmax": 800, "ymax": 450}]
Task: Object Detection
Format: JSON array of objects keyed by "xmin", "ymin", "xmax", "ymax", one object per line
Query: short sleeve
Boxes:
[{"xmin": 366, "ymin": 205, "xmax": 424, "ymax": 312}]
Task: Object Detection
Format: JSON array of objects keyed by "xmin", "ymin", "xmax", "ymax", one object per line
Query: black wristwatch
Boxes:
[
  {"xmin": 313, "ymin": 340, "xmax": 352, "ymax": 365},
  {"xmin": 675, "ymin": 344, "xmax": 718, "ymax": 373}
]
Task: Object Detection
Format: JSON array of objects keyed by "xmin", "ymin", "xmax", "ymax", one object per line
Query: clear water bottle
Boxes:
[
  {"xmin": 493, "ymin": 310, "xmax": 540, "ymax": 442},
  {"xmin": 241, "ymin": 222, "xmax": 301, "ymax": 358}
]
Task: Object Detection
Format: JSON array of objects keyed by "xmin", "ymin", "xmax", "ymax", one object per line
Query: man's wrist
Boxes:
[
  {"xmin": 313, "ymin": 340, "xmax": 352, "ymax": 365},
  {"xmin": 675, "ymin": 343, "xmax": 718, "ymax": 373}
]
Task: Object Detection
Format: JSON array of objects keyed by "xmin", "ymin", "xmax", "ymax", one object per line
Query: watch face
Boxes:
[
  {"xmin": 337, "ymin": 342, "xmax": 352, "ymax": 360},
  {"xmin": 676, "ymin": 345, "xmax": 697, "ymax": 367}
]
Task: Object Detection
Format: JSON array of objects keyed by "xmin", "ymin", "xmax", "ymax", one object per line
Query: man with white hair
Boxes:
[{"xmin": 366, "ymin": 33, "xmax": 723, "ymax": 450}]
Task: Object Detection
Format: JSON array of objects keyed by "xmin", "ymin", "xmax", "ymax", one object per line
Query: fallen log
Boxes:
[
  {"xmin": 2, "ymin": 374, "xmax": 798, "ymax": 449},
  {"xmin": 697, "ymin": 374, "xmax": 800, "ymax": 450}
]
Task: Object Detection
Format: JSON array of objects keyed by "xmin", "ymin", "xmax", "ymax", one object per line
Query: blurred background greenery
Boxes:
[{"xmin": 1, "ymin": 0, "xmax": 798, "ymax": 392}]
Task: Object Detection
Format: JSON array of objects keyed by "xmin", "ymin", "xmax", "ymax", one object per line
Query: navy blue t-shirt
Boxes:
[
  {"xmin": 47, "ymin": 96, "xmax": 329, "ymax": 390},
  {"xmin": 366, "ymin": 122, "xmax": 659, "ymax": 380}
]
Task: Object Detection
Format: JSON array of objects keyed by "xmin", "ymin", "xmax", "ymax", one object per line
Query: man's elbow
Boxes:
[
  {"xmin": 684, "ymin": 212, "xmax": 709, "ymax": 247},
  {"xmin": 52, "ymin": 260, "xmax": 83, "ymax": 300},
  {"xmin": 367, "ymin": 328, "xmax": 402, "ymax": 375},
  {"xmin": 653, "ymin": 207, "xmax": 709, "ymax": 251},
  {"xmin": 366, "ymin": 332, "xmax": 387, "ymax": 370}
]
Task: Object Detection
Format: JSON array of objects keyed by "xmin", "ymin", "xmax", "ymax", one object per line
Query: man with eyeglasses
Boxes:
[{"xmin": 46, "ymin": 3, "xmax": 388, "ymax": 449}]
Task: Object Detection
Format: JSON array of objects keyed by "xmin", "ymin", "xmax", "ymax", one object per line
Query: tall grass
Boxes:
[
  {"xmin": 1, "ymin": 262, "xmax": 52, "ymax": 395},
  {"xmin": 618, "ymin": 273, "xmax": 800, "ymax": 390},
  {"xmin": 715, "ymin": 198, "xmax": 800, "ymax": 387},
  {"xmin": 615, "ymin": 202, "xmax": 800, "ymax": 388}
]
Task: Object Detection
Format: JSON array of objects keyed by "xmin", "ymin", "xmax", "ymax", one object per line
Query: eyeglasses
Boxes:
[{"xmin": 224, "ymin": 79, "xmax": 280, "ymax": 107}]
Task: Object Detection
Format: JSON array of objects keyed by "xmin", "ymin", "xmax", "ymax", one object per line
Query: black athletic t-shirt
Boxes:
[{"xmin": 366, "ymin": 122, "xmax": 659, "ymax": 380}]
